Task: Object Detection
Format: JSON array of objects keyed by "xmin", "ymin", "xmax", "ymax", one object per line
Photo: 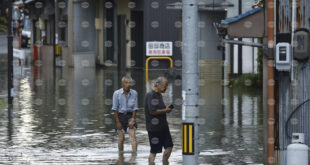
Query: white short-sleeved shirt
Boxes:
[{"xmin": 112, "ymin": 88, "xmax": 138, "ymax": 113}]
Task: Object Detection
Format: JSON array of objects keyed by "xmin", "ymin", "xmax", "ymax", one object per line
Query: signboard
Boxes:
[
  {"xmin": 146, "ymin": 41, "xmax": 172, "ymax": 56},
  {"xmin": 13, "ymin": 48, "xmax": 25, "ymax": 59}
]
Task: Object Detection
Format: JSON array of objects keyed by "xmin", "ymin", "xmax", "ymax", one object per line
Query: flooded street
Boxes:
[{"xmin": 0, "ymin": 61, "xmax": 263, "ymax": 164}]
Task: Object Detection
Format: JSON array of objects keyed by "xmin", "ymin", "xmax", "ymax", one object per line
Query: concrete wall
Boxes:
[
  {"xmin": 72, "ymin": 0, "xmax": 96, "ymax": 53},
  {"xmin": 200, "ymin": 59, "xmax": 223, "ymax": 82},
  {"xmin": 117, "ymin": 0, "xmax": 131, "ymax": 68},
  {"xmin": 199, "ymin": 11, "xmax": 226, "ymax": 60},
  {"xmin": 72, "ymin": 0, "xmax": 97, "ymax": 67},
  {"xmin": 198, "ymin": 11, "xmax": 226, "ymax": 82}
]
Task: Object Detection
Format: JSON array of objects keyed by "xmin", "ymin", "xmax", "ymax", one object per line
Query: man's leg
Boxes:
[
  {"xmin": 129, "ymin": 152, "xmax": 137, "ymax": 163},
  {"xmin": 128, "ymin": 128, "xmax": 137, "ymax": 152},
  {"xmin": 118, "ymin": 130, "xmax": 125, "ymax": 152},
  {"xmin": 163, "ymin": 128, "xmax": 173, "ymax": 163},
  {"xmin": 148, "ymin": 153, "xmax": 156, "ymax": 164},
  {"xmin": 163, "ymin": 147, "xmax": 173, "ymax": 163},
  {"xmin": 117, "ymin": 152, "xmax": 124, "ymax": 165}
]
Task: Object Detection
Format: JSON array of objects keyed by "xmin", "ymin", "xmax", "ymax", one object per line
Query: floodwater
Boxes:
[{"xmin": 0, "ymin": 59, "xmax": 263, "ymax": 165}]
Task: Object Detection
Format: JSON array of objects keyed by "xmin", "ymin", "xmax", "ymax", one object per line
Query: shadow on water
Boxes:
[{"xmin": 0, "ymin": 61, "xmax": 263, "ymax": 164}]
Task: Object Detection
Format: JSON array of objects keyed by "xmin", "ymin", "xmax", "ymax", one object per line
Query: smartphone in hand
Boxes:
[{"xmin": 168, "ymin": 104, "xmax": 174, "ymax": 109}]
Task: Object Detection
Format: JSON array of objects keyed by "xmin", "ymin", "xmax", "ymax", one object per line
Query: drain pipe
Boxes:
[{"xmin": 267, "ymin": 0, "xmax": 275, "ymax": 164}]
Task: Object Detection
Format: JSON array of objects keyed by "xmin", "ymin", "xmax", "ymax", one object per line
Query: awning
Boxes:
[
  {"xmin": 166, "ymin": 1, "xmax": 233, "ymax": 11},
  {"xmin": 13, "ymin": 0, "xmax": 35, "ymax": 6},
  {"xmin": 221, "ymin": 7, "xmax": 264, "ymax": 38}
]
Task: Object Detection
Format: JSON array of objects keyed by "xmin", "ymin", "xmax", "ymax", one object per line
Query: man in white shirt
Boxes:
[{"xmin": 112, "ymin": 76, "xmax": 138, "ymax": 152}]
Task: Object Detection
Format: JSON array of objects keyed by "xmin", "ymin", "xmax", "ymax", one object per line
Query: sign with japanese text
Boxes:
[{"xmin": 146, "ymin": 42, "xmax": 173, "ymax": 56}]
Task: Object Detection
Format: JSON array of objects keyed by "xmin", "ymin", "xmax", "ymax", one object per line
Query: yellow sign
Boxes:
[
  {"xmin": 56, "ymin": 45, "xmax": 61, "ymax": 56},
  {"xmin": 183, "ymin": 123, "xmax": 194, "ymax": 155}
]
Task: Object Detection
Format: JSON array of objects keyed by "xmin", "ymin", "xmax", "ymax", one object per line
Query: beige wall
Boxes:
[
  {"xmin": 117, "ymin": 0, "xmax": 131, "ymax": 68},
  {"xmin": 200, "ymin": 59, "xmax": 223, "ymax": 82}
]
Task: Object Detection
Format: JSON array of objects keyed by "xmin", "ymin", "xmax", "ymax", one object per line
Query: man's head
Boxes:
[
  {"xmin": 122, "ymin": 76, "xmax": 133, "ymax": 92},
  {"xmin": 153, "ymin": 77, "xmax": 168, "ymax": 93}
]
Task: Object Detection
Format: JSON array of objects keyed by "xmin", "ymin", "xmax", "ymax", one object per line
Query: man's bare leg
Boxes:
[
  {"xmin": 148, "ymin": 153, "xmax": 156, "ymax": 164},
  {"xmin": 163, "ymin": 147, "xmax": 172, "ymax": 163},
  {"xmin": 129, "ymin": 152, "xmax": 137, "ymax": 163},
  {"xmin": 128, "ymin": 128, "xmax": 137, "ymax": 152},
  {"xmin": 118, "ymin": 130, "xmax": 125, "ymax": 152},
  {"xmin": 117, "ymin": 152, "xmax": 124, "ymax": 165}
]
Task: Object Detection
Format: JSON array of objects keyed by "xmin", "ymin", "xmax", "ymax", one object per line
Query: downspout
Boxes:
[
  {"xmin": 291, "ymin": 0, "xmax": 297, "ymax": 81},
  {"xmin": 267, "ymin": 0, "xmax": 275, "ymax": 164}
]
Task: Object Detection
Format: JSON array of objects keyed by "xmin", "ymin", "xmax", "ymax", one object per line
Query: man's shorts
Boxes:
[
  {"xmin": 147, "ymin": 128, "xmax": 174, "ymax": 153},
  {"xmin": 115, "ymin": 112, "xmax": 137, "ymax": 133}
]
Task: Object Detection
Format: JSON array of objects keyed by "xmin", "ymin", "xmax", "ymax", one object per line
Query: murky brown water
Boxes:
[{"xmin": 0, "ymin": 60, "xmax": 263, "ymax": 165}]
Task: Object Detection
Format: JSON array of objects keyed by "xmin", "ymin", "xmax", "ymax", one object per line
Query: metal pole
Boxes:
[
  {"xmin": 7, "ymin": 0, "xmax": 14, "ymax": 105},
  {"xmin": 182, "ymin": 0, "xmax": 199, "ymax": 164},
  {"xmin": 238, "ymin": 0, "xmax": 242, "ymax": 75},
  {"xmin": 291, "ymin": 0, "xmax": 297, "ymax": 81},
  {"xmin": 222, "ymin": 39, "xmax": 265, "ymax": 48},
  {"xmin": 267, "ymin": 0, "xmax": 275, "ymax": 164}
]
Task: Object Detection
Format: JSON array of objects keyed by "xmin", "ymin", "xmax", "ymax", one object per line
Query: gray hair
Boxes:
[
  {"xmin": 121, "ymin": 76, "xmax": 133, "ymax": 82},
  {"xmin": 153, "ymin": 76, "xmax": 168, "ymax": 87}
]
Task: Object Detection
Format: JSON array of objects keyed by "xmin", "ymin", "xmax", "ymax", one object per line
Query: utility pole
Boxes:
[
  {"xmin": 238, "ymin": 0, "xmax": 242, "ymax": 75},
  {"xmin": 182, "ymin": 0, "xmax": 199, "ymax": 164},
  {"xmin": 7, "ymin": 0, "xmax": 14, "ymax": 105}
]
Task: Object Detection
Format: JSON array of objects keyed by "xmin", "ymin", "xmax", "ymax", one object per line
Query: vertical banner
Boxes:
[{"xmin": 183, "ymin": 123, "xmax": 194, "ymax": 155}]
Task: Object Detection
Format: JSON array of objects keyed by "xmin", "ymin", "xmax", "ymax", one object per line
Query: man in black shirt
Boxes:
[{"xmin": 144, "ymin": 77, "xmax": 173, "ymax": 164}]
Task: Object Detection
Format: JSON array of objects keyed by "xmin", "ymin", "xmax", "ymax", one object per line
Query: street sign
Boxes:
[{"xmin": 146, "ymin": 41, "xmax": 173, "ymax": 56}]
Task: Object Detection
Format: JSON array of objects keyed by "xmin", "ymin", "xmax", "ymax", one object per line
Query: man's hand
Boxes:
[
  {"xmin": 165, "ymin": 106, "xmax": 172, "ymax": 113},
  {"xmin": 116, "ymin": 121, "xmax": 122, "ymax": 130},
  {"xmin": 128, "ymin": 118, "xmax": 135, "ymax": 129}
]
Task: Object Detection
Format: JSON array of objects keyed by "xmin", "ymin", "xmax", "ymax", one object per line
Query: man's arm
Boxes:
[
  {"xmin": 131, "ymin": 110, "xmax": 136, "ymax": 119},
  {"xmin": 129, "ymin": 92, "xmax": 138, "ymax": 128},
  {"xmin": 114, "ymin": 111, "xmax": 120, "ymax": 122},
  {"xmin": 114, "ymin": 111, "xmax": 122, "ymax": 130},
  {"xmin": 147, "ymin": 94, "xmax": 172, "ymax": 116},
  {"xmin": 112, "ymin": 91, "xmax": 122, "ymax": 130},
  {"xmin": 151, "ymin": 107, "xmax": 171, "ymax": 116}
]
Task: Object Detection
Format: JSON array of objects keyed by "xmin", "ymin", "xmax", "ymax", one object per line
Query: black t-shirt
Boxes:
[{"xmin": 144, "ymin": 90, "xmax": 169, "ymax": 132}]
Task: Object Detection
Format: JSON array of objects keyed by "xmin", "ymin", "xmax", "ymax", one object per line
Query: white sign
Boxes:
[
  {"xmin": 13, "ymin": 48, "xmax": 25, "ymax": 59},
  {"xmin": 182, "ymin": 90, "xmax": 186, "ymax": 121},
  {"xmin": 146, "ymin": 41, "xmax": 172, "ymax": 56}
]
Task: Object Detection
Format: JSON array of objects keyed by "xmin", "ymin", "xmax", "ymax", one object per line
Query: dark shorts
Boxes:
[
  {"xmin": 115, "ymin": 112, "xmax": 137, "ymax": 133},
  {"xmin": 147, "ymin": 128, "xmax": 174, "ymax": 153}
]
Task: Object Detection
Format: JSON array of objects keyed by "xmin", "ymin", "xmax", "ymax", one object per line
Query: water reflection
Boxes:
[
  {"xmin": 199, "ymin": 82, "xmax": 263, "ymax": 164},
  {"xmin": 0, "ymin": 64, "xmax": 184, "ymax": 164},
  {"xmin": 0, "ymin": 61, "xmax": 263, "ymax": 164}
]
